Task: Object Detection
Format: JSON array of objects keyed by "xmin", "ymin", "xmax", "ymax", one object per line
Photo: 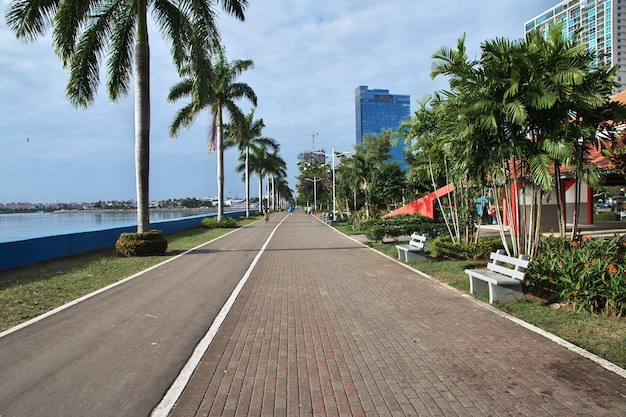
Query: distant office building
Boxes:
[
  {"xmin": 355, "ymin": 85, "xmax": 411, "ymax": 172},
  {"xmin": 298, "ymin": 151, "xmax": 326, "ymax": 165},
  {"xmin": 524, "ymin": 0, "xmax": 626, "ymax": 89}
]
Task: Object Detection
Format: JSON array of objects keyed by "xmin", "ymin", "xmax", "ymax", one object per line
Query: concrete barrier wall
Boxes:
[{"xmin": 0, "ymin": 210, "xmax": 250, "ymax": 271}]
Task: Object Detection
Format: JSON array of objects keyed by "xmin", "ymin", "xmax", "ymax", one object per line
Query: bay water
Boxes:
[{"xmin": 0, "ymin": 210, "xmax": 217, "ymax": 243}]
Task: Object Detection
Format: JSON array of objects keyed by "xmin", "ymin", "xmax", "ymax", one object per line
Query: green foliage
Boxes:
[
  {"xmin": 202, "ymin": 217, "xmax": 238, "ymax": 229},
  {"xmin": 593, "ymin": 212, "xmax": 620, "ymax": 222},
  {"xmin": 353, "ymin": 213, "xmax": 446, "ymax": 240},
  {"xmin": 366, "ymin": 226, "xmax": 386, "ymax": 242},
  {"xmin": 429, "ymin": 236, "xmax": 504, "ymax": 260},
  {"xmin": 528, "ymin": 235, "xmax": 626, "ymax": 316},
  {"xmin": 115, "ymin": 230, "xmax": 168, "ymax": 257}
]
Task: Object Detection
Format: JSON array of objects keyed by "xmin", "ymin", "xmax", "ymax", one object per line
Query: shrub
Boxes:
[
  {"xmin": 429, "ymin": 236, "xmax": 503, "ymax": 260},
  {"xmin": 115, "ymin": 230, "xmax": 168, "ymax": 257},
  {"xmin": 594, "ymin": 212, "xmax": 620, "ymax": 222},
  {"xmin": 366, "ymin": 225, "xmax": 386, "ymax": 242},
  {"xmin": 528, "ymin": 234, "xmax": 626, "ymax": 316},
  {"xmin": 201, "ymin": 217, "xmax": 238, "ymax": 229},
  {"xmin": 356, "ymin": 213, "xmax": 446, "ymax": 240}
]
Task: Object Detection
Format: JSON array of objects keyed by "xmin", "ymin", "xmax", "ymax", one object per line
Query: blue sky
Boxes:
[{"xmin": 0, "ymin": 0, "xmax": 557, "ymax": 204}]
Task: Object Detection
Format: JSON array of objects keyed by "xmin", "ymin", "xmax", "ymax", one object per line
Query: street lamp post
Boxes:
[
  {"xmin": 303, "ymin": 177, "xmax": 321, "ymax": 212},
  {"xmin": 314, "ymin": 147, "xmax": 351, "ymax": 222}
]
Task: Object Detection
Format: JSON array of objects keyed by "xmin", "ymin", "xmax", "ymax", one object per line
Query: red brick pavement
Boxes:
[{"xmin": 167, "ymin": 212, "xmax": 626, "ymax": 417}]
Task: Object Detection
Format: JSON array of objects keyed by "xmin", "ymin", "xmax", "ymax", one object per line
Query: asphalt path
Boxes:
[{"xmin": 0, "ymin": 217, "xmax": 278, "ymax": 417}]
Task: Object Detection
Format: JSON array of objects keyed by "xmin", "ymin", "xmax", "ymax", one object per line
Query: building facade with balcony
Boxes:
[{"xmin": 524, "ymin": 0, "xmax": 626, "ymax": 89}]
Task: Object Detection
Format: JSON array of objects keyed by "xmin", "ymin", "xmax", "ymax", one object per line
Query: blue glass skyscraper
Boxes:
[{"xmin": 355, "ymin": 85, "xmax": 410, "ymax": 172}]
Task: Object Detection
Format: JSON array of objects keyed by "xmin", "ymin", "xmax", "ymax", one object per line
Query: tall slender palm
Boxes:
[
  {"xmin": 5, "ymin": 0, "xmax": 248, "ymax": 232},
  {"xmin": 168, "ymin": 46, "xmax": 256, "ymax": 221},
  {"xmin": 273, "ymin": 176, "xmax": 293, "ymax": 208},
  {"xmin": 265, "ymin": 151, "xmax": 288, "ymax": 210},
  {"xmin": 225, "ymin": 109, "xmax": 279, "ymax": 216},
  {"xmin": 247, "ymin": 143, "xmax": 287, "ymax": 209}
]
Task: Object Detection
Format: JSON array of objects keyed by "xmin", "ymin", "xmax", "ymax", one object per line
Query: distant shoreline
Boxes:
[{"xmin": 51, "ymin": 208, "xmax": 219, "ymax": 214}]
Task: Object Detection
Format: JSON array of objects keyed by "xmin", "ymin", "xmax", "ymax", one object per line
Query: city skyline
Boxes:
[{"xmin": 1, "ymin": 1, "xmax": 560, "ymax": 204}]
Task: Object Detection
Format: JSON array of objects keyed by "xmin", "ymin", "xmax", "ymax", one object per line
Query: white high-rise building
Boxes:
[{"xmin": 524, "ymin": 0, "xmax": 626, "ymax": 90}]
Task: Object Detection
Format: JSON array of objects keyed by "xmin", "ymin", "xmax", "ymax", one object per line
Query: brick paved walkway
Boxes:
[{"xmin": 166, "ymin": 212, "xmax": 626, "ymax": 416}]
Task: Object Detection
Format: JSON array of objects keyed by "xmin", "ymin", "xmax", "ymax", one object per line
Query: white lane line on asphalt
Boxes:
[
  {"xmin": 150, "ymin": 216, "xmax": 288, "ymax": 417},
  {"xmin": 0, "ymin": 227, "xmax": 243, "ymax": 340}
]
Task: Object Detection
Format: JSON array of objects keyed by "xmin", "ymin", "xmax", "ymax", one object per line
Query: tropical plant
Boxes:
[
  {"xmin": 528, "ymin": 234, "xmax": 626, "ymax": 316},
  {"xmin": 424, "ymin": 25, "xmax": 625, "ymax": 258},
  {"xmin": 5, "ymin": 0, "xmax": 249, "ymax": 232},
  {"xmin": 246, "ymin": 143, "xmax": 287, "ymax": 209},
  {"xmin": 168, "ymin": 46, "xmax": 256, "ymax": 221},
  {"xmin": 225, "ymin": 108, "xmax": 279, "ymax": 216},
  {"xmin": 296, "ymin": 159, "xmax": 329, "ymax": 212},
  {"xmin": 264, "ymin": 151, "xmax": 288, "ymax": 210}
]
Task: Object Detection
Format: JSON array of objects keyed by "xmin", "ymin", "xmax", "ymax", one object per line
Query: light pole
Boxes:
[
  {"xmin": 303, "ymin": 177, "xmax": 321, "ymax": 212},
  {"xmin": 314, "ymin": 148, "xmax": 351, "ymax": 221}
]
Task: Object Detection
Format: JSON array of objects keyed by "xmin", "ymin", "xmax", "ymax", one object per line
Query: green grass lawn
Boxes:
[{"xmin": 0, "ymin": 217, "xmax": 259, "ymax": 333}]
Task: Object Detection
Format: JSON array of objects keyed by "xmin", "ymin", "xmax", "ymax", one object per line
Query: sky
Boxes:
[{"xmin": 0, "ymin": 0, "xmax": 558, "ymax": 204}]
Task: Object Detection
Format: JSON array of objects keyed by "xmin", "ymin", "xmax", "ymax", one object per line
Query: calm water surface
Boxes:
[{"xmin": 0, "ymin": 210, "xmax": 215, "ymax": 242}]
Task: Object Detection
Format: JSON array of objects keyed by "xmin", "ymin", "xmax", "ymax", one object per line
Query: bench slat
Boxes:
[
  {"xmin": 396, "ymin": 244, "xmax": 422, "ymax": 252},
  {"xmin": 464, "ymin": 269, "xmax": 520, "ymax": 285},
  {"xmin": 409, "ymin": 233, "xmax": 426, "ymax": 249},
  {"xmin": 486, "ymin": 262, "xmax": 526, "ymax": 280},
  {"xmin": 490, "ymin": 252, "xmax": 530, "ymax": 269}
]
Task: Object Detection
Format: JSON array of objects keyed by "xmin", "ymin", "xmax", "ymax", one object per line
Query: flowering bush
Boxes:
[
  {"xmin": 528, "ymin": 234, "xmax": 626, "ymax": 316},
  {"xmin": 115, "ymin": 230, "xmax": 168, "ymax": 257}
]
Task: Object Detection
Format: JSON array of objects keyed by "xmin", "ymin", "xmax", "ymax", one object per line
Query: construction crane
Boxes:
[{"xmin": 304, "ymin": 132, "xmax": 318, "ymax": 151}]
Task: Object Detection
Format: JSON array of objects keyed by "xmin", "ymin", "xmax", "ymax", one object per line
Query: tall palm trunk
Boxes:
[
  {"xmin": 258, "ymin": 176, "xmax": 263, "ymax": 209},
  {"xmin": 135, "ymin": 2, "xmax": 150, "ymax": 233},
  {"xmin": 216, "ymin": 106, "xmax": 224, "ymax": 222},
  {"xmin": 245, "ymin": 146, "xmax": 250, "ymax": 217}
]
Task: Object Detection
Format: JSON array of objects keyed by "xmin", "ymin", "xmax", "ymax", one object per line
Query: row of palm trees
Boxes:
[
  {"xmin": 399, "ymin": 24, "xmax": 626, "ymax": 257},
  {"xmin": 226, "ymin": 109, "xmax": 292, "ymax": 215},
  {"xmin": 5, "ymin": 0, "xmax": 290, "ymax": 230}
]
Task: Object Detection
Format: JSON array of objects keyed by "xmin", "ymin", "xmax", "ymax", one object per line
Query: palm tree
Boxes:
[
  {"xmin": 247, "ymin": 143, "xmax": 287, "ymax": 210},
  {"xmin": 265, "ymin": 152, "xmax": 288, "ymax": 210},
  {"xmin": 168, "ymin": 46, "xmax": 256, "ymax": 221},
  {"xmin": 273, "ymin": 176, "xmax": 294, "ymax": 209},
  {"xmin": 5, "ymin": 0, "xmax": 249, "ymax": 232},
  {"xmin": 429, "ymin": 25, "xmax": 625, "ymax": 255},
  {"xmin": 225, "ymin": 109, "xmax": 279, "ymax": 216}
]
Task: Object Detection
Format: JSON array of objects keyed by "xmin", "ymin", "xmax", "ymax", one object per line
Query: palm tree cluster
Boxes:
[
  {"xmin": 5, "ymin": 0, "xmax": 291, "ymax": 232},
  {"xmin": 297, "ymin": 130, "xmax": 406, "ymax": 218},
  {"xmin": 226, "ymin": 110, "xmax": 291, "ymax": 212},
  {"xmin": 400, "ymin": 24, "xmax": 626, "ymax": 257}
]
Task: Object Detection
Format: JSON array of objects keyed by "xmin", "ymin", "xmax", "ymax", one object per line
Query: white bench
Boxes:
[
  {"xmin": 395, "ymin": 233, "xmax": 427, "ymax": 262},
  {"xmin": 464, "ymin": 249, "xmax": 530, "ymax": 304}
]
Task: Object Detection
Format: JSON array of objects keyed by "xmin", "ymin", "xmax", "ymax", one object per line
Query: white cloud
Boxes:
[{"xmin": 1, "ymin": 0, "xmax": 560, "ymax": 203}]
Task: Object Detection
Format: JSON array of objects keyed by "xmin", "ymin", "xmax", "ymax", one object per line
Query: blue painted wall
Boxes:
[{"xmin": 0, "ymin": 210, "xmax": 251, "ymax": 271}]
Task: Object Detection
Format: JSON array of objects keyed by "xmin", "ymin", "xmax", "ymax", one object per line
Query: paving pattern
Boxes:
[{"xmin": 168, "ymin": 213, "xmax": 626, "ymax": 417}]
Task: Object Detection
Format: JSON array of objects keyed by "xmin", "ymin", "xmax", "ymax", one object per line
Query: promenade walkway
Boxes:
[
  {"xmin": 1, "ymin": 211, "xmax": 625, "ymax": 416},
  {"xmin": 163, "ymin": 212, "xmax": 626, "ymax": 416}
]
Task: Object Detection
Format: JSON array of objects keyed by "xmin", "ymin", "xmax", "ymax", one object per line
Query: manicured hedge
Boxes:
[{"xmin": 115, "ymin": 230, "xmax": 168, "ymax": 257}]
